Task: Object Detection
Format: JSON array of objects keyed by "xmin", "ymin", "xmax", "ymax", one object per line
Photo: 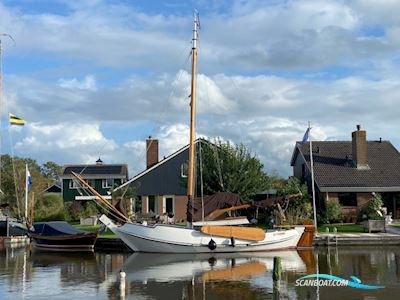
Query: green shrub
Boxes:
[
  {"xmin": 364, "ymin": 193, "xmax": 384, "ymax": 220},
  {"xmin": 81, "ymin": 201, "xmax": 99, "ymax": 218},
  {"xmin": 326, "ymin": 199, "xmax": 343, "ymax": 223},
  {"xmin": 34, "ymin": 194, "xmax": 67, "ymax": 221},
  {"xmin": 65, "ymin": 201, "xmax": 82, "ymax": 221},
  {"xmin": 284, "ymin": 198, "xmax": 312, "ymax": 225}
]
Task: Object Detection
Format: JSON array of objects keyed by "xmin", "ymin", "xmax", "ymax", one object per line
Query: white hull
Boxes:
[
  {"xmin": 100, "ymin": 215, "xmax": 304, "ymax": 253},
  {"xmin": 121, "ymin": 250, "xmax": 307, "ymax": 282}
]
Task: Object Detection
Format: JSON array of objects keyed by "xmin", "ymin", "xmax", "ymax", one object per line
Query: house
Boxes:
[
  {"xmin": 43, "ymin": 182, "xmax": 62, "ymax": 195},
  {"xmin": 116, "ymin": 137, "xmax": 207, "ymax": 221},
  {"xmin": 60, "ymin": 159, "xmax": 129, "ymax": 202},
  {"xmin": 291, "ymin": 125, "xmax": 400, "ymax": 222}
]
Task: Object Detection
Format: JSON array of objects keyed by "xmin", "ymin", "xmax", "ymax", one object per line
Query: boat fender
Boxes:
[
  {"xmin": 208, "ymin": 239, "xmax": 217, "ymax": 250},
  {"xmin": 230, "ymin": 237, "xmax": 235, "ymax": 247}
]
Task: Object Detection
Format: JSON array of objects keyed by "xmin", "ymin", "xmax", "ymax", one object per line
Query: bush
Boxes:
[
  {"xmin": 326, "ymin": 200, "xmax": 342, "ymax": 223},
  {"xmin": 35, "ymin": 194, "xmax": 67, "ymax": 221},
  {"xmin": 364, "ymin": 193, "xmax": 384, "ymax": 220},
  {"xmin": 81, "ymin": 201, "xmax": 99, "ymax": 218},
  {"xmin": 284, "ymin": 199, "xmax": 312, "ymax": 225},
  {"xmin": 65, "ymin": 201, "xmax": 82, "ymax": 221}
]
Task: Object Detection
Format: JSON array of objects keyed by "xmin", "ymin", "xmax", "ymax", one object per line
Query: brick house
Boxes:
[
  {"xmin": 116, "ymin": 138, "xmax": 206, "ymax": 221},
  {"xmin": 60, "ymin": 159, "xmax": 129, "ymax": 202},
  {"xmin": 290, "ymin": 126, "xmax": 400, "ymax": 221}
]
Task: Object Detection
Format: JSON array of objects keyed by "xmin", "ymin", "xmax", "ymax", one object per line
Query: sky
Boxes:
[{"xmin": 1, "ymin": 0, "xmax": 400, "ymax": 178}]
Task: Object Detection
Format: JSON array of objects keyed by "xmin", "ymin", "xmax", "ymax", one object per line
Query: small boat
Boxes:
[
  {"xmin": 28, "ymin": 221, "xmax": 98, "ymax": 252},
  {"xmin": 0, "ymin": 205, "xmax": 30, "ymax": 249}
]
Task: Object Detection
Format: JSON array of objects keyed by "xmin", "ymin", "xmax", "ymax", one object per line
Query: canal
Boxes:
[{"xmin": 1, "ymin": 246, "xmax": 399, "ymax": 299}]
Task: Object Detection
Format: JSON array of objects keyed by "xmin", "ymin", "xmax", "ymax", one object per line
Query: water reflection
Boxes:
[{"xmin": 1, "ymin": 246, "xmax": 400, "ymax": 299}]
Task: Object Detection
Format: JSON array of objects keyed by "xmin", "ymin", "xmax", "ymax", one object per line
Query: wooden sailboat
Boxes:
[{"xmin": 72, "ymin": 12, "xmax": 309, "ymax": 253}]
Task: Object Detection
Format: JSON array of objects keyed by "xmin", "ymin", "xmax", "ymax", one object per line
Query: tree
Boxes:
[
  {"xmin": 199, "ymin": 139, "xmax": 272, "ymax": 200},
  {"xmin": 277, "ymin": 177, "xmax": 312, "ymax": 225},
  {"xmin": 0, "ymin": 155, "xmax": 53, "ymax": 218},
  {"xmin": 41, "ymin": 161, "xmax": 62, "ymax": 180}
]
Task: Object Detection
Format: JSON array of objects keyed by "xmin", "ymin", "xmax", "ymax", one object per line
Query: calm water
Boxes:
[{"xmin": 1, "ymin": 245, "xmax": 400, "ymax": 299}]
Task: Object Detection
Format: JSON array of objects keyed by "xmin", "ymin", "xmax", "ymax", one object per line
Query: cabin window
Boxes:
[
  {"xmin": 69, "ymin": 179, "xmax": 80, "ymax": 189},
  {"xmin": 148, "ymin": 195, "xmax": 156, "ymax": 213},
  {"xmin": 338, "ymin": 193, "xmax": 357, "ymax": 206},
  {"xmin": 102, "ymin": 179, "xmax": 114, "ymax": 188},
  {"xmin": 181, "ymin": 163, "xmax": 188, "ymax": 178},
  {"xmin": 165, "ymin": 197, "xmax": 174, "ymax": 214}
]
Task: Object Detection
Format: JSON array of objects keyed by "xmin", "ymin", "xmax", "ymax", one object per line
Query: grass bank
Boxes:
[
  {"xmin": 318, "ymin": 223, "xmax": 363, "ymax": 233},
  {"xmin": 72, "ymin": 223, "xmax": 116, "ymax": 238}
]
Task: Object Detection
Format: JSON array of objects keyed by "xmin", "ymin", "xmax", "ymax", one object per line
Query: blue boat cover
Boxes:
[{"xmin": 33, "ymin": 222, "xmax": 88, "ymax": 236}]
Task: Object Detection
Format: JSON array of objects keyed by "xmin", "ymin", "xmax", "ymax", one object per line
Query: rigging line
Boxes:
[
  {"xmin": 7, "ymin": 112, "xmax": 21, "ymax": 218},
  {"xmin": 76, "ymin": 182, "xmax": 127, "ymax": 223},
  {"xmin": 199, "ymin": 141, "xmax": 204, "ymax": 222},
  {"xmin": 196, "ymin": 37, "xmax": 224, "ymax": 191},
  {"xmin": 91, "ymin": 41, "xmax": 192, "ymax": 173}
]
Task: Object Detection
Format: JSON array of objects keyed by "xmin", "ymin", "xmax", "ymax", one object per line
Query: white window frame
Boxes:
[
  {"xmin": 181, "ymin": 163, "xmax": 188, "ymax": 178},
  {"xmin": 163, "ymin": 195, "xmax": 175, "ymax": 214},
  {"xmin": 102, "ymin": 178, "xmax": 114, "ymax": 189},
  {"xmin": 69, "ymin": 179, "xmax": 80, "ymax": 189}
]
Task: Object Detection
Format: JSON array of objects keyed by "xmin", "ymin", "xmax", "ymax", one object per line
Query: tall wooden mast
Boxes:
[{"xmin": 187, "ymin": 12, "xmax": 199, "ymax": 212}]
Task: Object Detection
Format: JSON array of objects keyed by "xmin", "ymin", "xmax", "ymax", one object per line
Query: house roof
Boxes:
[
  {"xmin": 291, "ymin": 140, "xmax": 400, "ymax": 192},
  {"xmin": 114, "ymin": 138, "xmax": 208, "ymax": 191},
  {"xmin": 43, "ymin": 183, "xmax": 62, "ymax": 193},
  {"xmin": 60, "ymin": 164, "xmax": 128, "ymax": 179}
]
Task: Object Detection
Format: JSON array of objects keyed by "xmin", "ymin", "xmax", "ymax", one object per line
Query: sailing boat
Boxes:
[{"xmin": 72, "ymin": 12, "xmax": 309, "ymax": 253}]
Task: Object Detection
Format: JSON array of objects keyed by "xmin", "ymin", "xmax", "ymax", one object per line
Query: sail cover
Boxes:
[
  {"xmin": 187, "ymin": 192, "xmax": 243, "ymax": 222},
  {"xmin": 33, "ymin": 222, "xmax": 88, "ymax": 236}
]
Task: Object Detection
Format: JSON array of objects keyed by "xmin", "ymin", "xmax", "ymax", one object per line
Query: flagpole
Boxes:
[
  {"xmin": 25, "ymin": 163, "xmax": 28, "ymax": 221},
  {"xmin": 309, "ymin": 122, "xmax": 318, "ymax": 228}
]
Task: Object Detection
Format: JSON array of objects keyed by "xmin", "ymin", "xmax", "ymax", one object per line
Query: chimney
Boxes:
[
  {"xmin": 352, "ymin": 125, "xmax": 369, "ymax": 169},
  {"xmin": 146, "ymin": 136, "xmax": 159, "ymax": 169}
]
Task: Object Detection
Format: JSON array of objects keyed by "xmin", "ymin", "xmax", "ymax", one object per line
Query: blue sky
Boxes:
[{"xmin": 1, "ymin": 0, "xmax": 400, "ymax": 177}]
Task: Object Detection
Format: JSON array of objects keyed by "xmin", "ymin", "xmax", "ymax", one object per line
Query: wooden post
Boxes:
[
  {"xmin": 273, "ymin": 257, "xmax": 282, "ymax": 281},
  {"xmin": 273, "ymin": 256, "xmax": 281, "ymax": 300}
]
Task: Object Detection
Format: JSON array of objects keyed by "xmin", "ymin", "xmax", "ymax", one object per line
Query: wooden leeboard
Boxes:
[{"xmin": 200, "ymin": 225, "xmax": 265, "ymax": 241}]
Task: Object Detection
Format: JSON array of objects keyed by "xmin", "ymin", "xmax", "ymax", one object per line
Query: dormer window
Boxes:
[
  {"xmin": 102, "ymin": 179, "xmax": 114, "ymax": 188},
  {"xmin": 181, "ymin": 162, "xmax": 188, "ymax": 178}
]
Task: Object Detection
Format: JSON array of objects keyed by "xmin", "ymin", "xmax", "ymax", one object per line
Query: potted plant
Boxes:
[{"xmin": 362, "ymin": 193, "xmax": 386, "ymax": 233}]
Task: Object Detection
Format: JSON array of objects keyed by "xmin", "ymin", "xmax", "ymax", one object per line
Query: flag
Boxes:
[
  {"xmin": 9, "ymin": 113, "xmax": 26, "ymax": 126},
  {"xmin": 301, "ymin": 127, "xmax": 310, "ymax": 143},
  {"xmin": 26, "ymin": 168, "xmax": 32, "ymax": 192}
]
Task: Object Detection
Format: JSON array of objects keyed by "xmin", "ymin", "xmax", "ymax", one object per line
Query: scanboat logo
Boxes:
[{"xmin": 295, "ymin": 274, "xmax": 385, "ymax": 290}]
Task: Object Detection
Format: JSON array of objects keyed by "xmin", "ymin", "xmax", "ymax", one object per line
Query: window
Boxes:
[
  {"xmin": 181, "ymin": 162, "xmax": 188, "ymax": 178},
  {"xmin": 69, "ymin": 179, "xmax": 80, "ymax": 189},
  {"xmin": 102, "ymin": 179, "xmax": 114, "ymax": 188},
  {"xmin": 338, "ymin": 193, "xmax": 357, "ymax": 206},
  {"xmin": 165, "ymin": 197, "xmax": 174, "ymax": 214},
  {"xmin": 148, "ymin": 195, "xmax": 156, "ymax": 213}
]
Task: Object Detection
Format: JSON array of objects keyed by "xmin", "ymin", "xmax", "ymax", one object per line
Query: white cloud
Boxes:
[
  {"xmin": 2, "ymin": 0, "xmax": 400, "ymax": 178},
  {"xmin": 58, "ymin": 75, "xmax": 97, "ymax": 91}
]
